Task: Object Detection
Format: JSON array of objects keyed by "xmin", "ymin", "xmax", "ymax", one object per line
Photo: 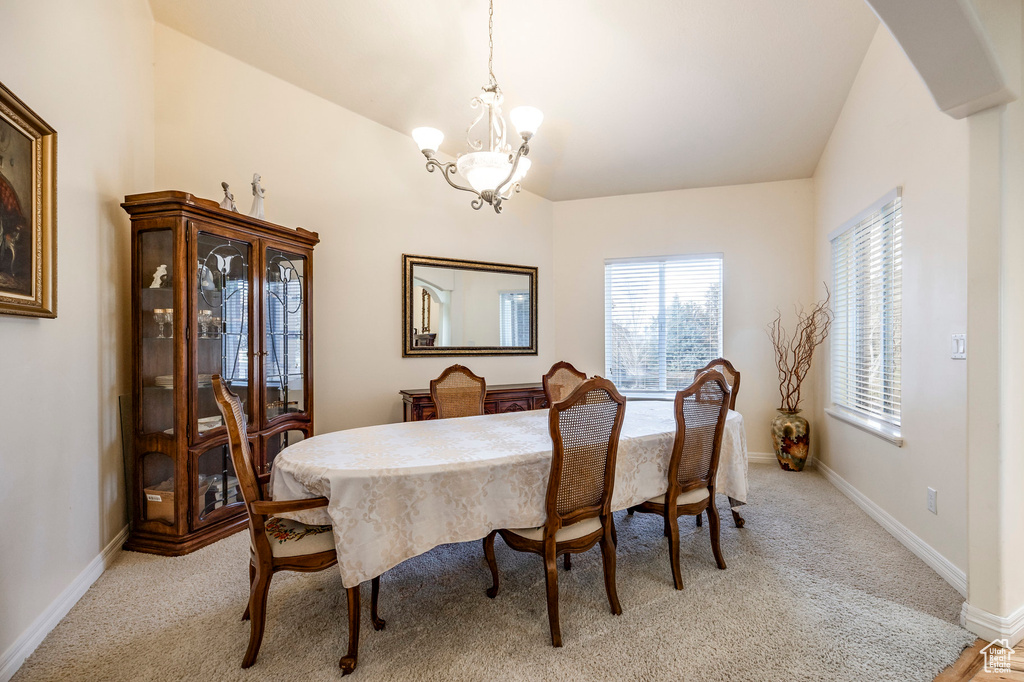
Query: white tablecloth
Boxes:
[{"xmin": 271, "ymin": 402, "xmax": 748, "ymax": 587}]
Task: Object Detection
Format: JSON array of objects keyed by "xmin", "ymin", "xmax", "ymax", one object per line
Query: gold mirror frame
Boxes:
[{"xmin": 402, "ymin": 254, "xmax": 538, "ymax": 357}]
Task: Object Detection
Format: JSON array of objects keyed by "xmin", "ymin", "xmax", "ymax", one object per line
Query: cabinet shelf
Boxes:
[{"xmin": 124, "ymin": 190, "xmax": 318, "ymax": 556}]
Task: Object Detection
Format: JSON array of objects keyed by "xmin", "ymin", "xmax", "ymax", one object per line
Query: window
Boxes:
[
  {"xmin": 829, "ymin": 189, "xmax": 902, "ymax": 439},
  {"xmin": 604, "ymin": 255, "xmax": 723, "ymax": 393},
  {"xmin": 499, "ymin": 291, "xmax": 530, "ymax": 347}
]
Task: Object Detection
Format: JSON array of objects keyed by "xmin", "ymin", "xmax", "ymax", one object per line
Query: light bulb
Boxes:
[
  {"xmin": 510, "ymin": 106, "xmax": 543, "ymax": 138},
  {"xmin": 412, "ymin": 127, "xmax": 444, "ymax": 153}
]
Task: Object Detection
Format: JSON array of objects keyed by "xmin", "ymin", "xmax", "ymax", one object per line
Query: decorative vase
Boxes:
[{"xmin": 771, "ymin": 410, "xmax": 810, "ymax": 471}]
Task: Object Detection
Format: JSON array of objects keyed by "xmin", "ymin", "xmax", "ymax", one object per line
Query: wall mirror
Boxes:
[{"xmin": 402, "ymin": 254, "xmax": 538, "ymax": 357}]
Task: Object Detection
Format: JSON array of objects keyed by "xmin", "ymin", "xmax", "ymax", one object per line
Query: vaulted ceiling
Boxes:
[{"xmin": 149, "ymin": 0, "xmax": 879, "ymax": 201}]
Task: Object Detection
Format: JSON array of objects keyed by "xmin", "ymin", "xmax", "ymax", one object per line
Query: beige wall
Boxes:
[
  {"xmin": 552, "ymin": 179, "xmax": 816, "ymax": 455},
  {"xmin": 812, "ymin": 26, "xmax": 970, "ymax": 571},
  {"xmin": 153, "ymin": 26, "xmax": 556, "ymax": 432},
  {"xmin": 0, "ymin": 0, "xmax": 155, "ymax": 667}
]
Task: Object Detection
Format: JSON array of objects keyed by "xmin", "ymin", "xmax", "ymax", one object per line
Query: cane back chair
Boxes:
[
  {"xmin": 429, "ymin": 364, "xmax": 486, "ymax": 419},
  {"xmin": 212, "ymin": 376, "xmax": 383, "ymax": 673},
  {"xmin": 695, "ymin": 357, "xmax": 740, "ymax": 410},
  {"xmin": 628, "ymin": 370, "xmax": 731, "ymax": 590},
  {"xmin": 542, "ymin": 360, "xmax": 588, "ymax": 406},
  {"xmin": 482, "ymin": 377, "xmax": 627, "ymax": 647}
]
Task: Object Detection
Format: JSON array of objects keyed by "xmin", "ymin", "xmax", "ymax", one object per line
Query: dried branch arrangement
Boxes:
[{"xmin": 767, "ymin": 285, "xmax": 833, "ymax": 413}]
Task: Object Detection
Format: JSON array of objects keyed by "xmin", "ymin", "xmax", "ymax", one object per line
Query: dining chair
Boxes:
[
  {"xmin": 482, "ymin": 377, "xmax": 627, "ymax": 647},
  {"xmin": 212, "ymin": 375, "xmax": 383, "ymax": 671},
  {"xmin": 692, "ymin": 358, "xmax": 741, "ymax": 528},
  {"xmin": 695, "ymin": 357, "xmax": 740, "ymax": 410},
  {"xmin": 430, "ymin": 364, "xmax": 486, "ymax": 418},
  {"xmin": 541, "ymin": 360, "xmax": 587, "ymax": 406},
  {"xmin": 627, "ymin": 370, "xmax": 731, "ymax": 590}
]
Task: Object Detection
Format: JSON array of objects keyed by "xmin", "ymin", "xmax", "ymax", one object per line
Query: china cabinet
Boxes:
[{"xmin": 121, "ymin": 191, "xmax": 319, "ymax": 555}]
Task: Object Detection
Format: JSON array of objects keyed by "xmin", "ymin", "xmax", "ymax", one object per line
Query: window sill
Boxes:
[
  {"xmin": 825, "ymin": 407, "xmax": 903, "ymax": 447},
  {"xmin": 623, "ymin": 392, "xmax": 675, "ymax": 401}
]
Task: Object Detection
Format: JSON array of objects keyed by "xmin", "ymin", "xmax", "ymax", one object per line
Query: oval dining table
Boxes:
[{"xmin": 270, "ymin": 400, "xmax": 749, "ymax": 674}]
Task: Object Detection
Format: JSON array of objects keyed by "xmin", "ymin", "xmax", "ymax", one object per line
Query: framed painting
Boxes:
[{"xmin": 0, "ymin": 80, "xmax": 56, "ymax": 318}]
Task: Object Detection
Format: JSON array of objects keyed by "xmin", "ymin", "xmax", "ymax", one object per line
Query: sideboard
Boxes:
[{"xmin": 400, "ymin": 382, "xmax": 547, "ymax": 422}]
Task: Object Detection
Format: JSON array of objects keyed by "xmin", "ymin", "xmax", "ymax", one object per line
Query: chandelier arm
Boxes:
[
  {"xmin": 492, "ymin": 140, "xmax": 530, "ymax": 198},
  {"xmin": 425, "ymin": 157, "xmax": 481, "ymax": 197}
]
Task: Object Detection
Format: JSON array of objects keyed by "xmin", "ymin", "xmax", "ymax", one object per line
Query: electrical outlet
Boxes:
[
  {"xmin": 927, "ymin": 487, "xmax": 938, "ymax": 514},
  {"xmin": 951, "ymin": 334, "xmax": 966, "ymax": 359}
]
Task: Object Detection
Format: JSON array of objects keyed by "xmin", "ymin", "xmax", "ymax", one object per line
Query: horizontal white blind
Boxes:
[
  {"xmin": 831, "ymin": 193, "xmax": 902, "ymax": 426},
  {"xmin": 499, "ymin": 291, "xmax": 530, "ymax": 347},
  {"xmin": 605, "ymin": 255, "xmax": 722, "ymax": 392}
]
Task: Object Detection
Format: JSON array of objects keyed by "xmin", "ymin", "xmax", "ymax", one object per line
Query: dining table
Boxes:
[{"xmin": 270, "ymin": 400, "xmax": 749, "ymax": 673}]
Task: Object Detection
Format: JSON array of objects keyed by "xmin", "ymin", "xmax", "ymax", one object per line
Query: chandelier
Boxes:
[{"xmin": 412, "ymin": 0, "xmax": 543, "ymax": 214}]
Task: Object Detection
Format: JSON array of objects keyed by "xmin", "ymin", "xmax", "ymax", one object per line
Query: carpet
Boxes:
[{"xmin": 12, "ymin": 464, "xmax": 975, "ymax": 681}]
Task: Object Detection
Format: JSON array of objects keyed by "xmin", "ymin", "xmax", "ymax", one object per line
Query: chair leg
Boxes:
[
  {"xmin": 370, "ymin": 576, "xmax": 385, "ymax": 631},
  {"xmin": 667, "ymin": 513, "xmax": 684, "ymax": 590},
  {"xmin": 708, "ymin": 503, "xmax": 727, "ymax": 570},
  {"xmin": 483, "ymin": 531, "xmax": 500, "ymax": 598},
  {"xmin": 242, "ymin": 560, "xmax": 255, "ymax": 621},
  {"xmin": 696, "ymin": 512, "xmax": 703, "ymax": 527},
  {"xmin": 731, "ymin": 508, "xmax": 746, "ymax": 529},
  {"xmin": 563, "ymin": 553, "xmax": 571, "ymax": 570},
  {"xmin": 241, "ymin": 567, "xmax": 272, "ymax": 668},
  {"xmin": 543, "ymin": 541, "xmax": 562, "ymax": 647},
  {"xmin": 610, "ymin": 513, "xmax": 618, "ymax": 547},
  {"xmin": 339, "ymin": 585, "xmax": 361, "ymax": 676},
  {"xmin": 599, "ymin": 521, "xmax": 622, "ymax": 615}
]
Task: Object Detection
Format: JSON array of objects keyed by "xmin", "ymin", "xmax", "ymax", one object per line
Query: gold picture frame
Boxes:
[{"xmin": 0, "ymin": 80, "xmax": 56, "ymax": 318}]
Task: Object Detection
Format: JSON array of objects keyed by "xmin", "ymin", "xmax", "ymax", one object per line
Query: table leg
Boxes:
[
  {"xmin": 340, "ymin": 585, "xmax": 361, "ymax": 676},
  {"xmin": 731, "ymin": 509, "xmax": 745, "ymax": 528}
]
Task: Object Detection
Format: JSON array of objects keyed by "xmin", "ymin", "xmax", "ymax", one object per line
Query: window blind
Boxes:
[
  {"xmin": 604, "ymin": 255, "xmax": 723, "ymax": 393},
  {"xmin": 499, "ymin": 291, "xmax": 530, "ymax": 347},
  {"xmin": 830, "ymin": 190, "xmax": 902, "ymax": 427}
]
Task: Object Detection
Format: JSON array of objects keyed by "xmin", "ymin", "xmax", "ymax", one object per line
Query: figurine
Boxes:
[
  {"xmin": 150, "ymin": 264, "xmax": 168, "ymax": 289},
  {"xmin": 218, "ymin": 181, "xmax": 238, "ymax": 212},
  {"xmin": 248, "ymin": 173, "xmax": 265, "ymax": 220}
]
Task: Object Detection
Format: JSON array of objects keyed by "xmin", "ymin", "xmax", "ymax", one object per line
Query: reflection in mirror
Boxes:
[{"xmin": 403, "ymin": 255, "xmax": 537, "ymax": 357}]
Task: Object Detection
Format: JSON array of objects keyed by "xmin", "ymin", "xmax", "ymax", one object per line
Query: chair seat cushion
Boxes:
[
  {"xmin": 646, "ymin": 487, "xmax": 711, "ymax": 507},
  {"xmin": 260, "ymin": 517, "xmax": 335, "ymax": 558},
  {"xmin": 507, "ymin": 516, "xmax": 603, "ymax": 542}
]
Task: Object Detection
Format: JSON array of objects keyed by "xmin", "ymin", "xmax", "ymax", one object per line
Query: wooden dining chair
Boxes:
[
  {"xmin": 627, "ymin": 370, "xmax": 731, "ymax": 590},
  {"xmin": 482, "ymin": 377, "xmax": 627, "ymax": 647},
  {"xmin": 212, "ymin": 375, "xmax": 383, "ymax": 672},
  {"xmin": 430, "ymin": 364, "xmax": 486, "ymax": 418},
  {"xmin": 541, "ymin": 360, "xmax": 587, "ymax": 406},
  {"xmin": 696, "ymin": 357, "xmax": 740, "ymax": 410}
]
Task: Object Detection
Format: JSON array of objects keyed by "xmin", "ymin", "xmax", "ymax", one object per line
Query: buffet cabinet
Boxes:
[
  {"xmin": 400, "ymin": 382, "xmax": 547, "ymax": 422},
  {"xmin": 122, "ymin": 191, "xmax": 319, "ymax": 555}
]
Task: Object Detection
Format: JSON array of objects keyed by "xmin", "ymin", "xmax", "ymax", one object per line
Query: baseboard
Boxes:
[
  {"xmin": 748, "ymin": 451, "xmax": 817, "ymax": 468},
  {"xmin": 0, "ymin": 525, "xmax": 128, "ymax": 682},
  {"xmin": 961, "ymin": 601, "xmax": 1024, "ymax": 646},
  {"xmin": 815, "ymin": 461, "xmax": 967, "ymax": 597}
]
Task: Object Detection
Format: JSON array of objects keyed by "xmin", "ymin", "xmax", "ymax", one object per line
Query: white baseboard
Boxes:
[
  {"xmin": 961, "ymin": 601, "xmax": 1024, "ymax": 646},
  {"xmin": 815, "ymin": 461, "xmax": 967, "ymax": 597},
  {"xmin": 748, "ymin": 451, "xmax": 816, "ymax": 468},
  {"xmin": 0, "ymin": 525, "xmax": 128, "ymax": 682}
]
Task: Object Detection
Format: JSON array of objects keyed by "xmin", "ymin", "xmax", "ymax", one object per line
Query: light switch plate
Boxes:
[
  {"xmin": 951, "ymin": 334, "xmax": 966, "ymax": 359},
  {"xmin": 927, "ymin": 487, "xmax": 937, "ymax": 514}
]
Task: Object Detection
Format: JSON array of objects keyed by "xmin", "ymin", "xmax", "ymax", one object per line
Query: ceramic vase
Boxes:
[{"xmin": 771, "ymin": 410, "xmax": 809, "ymax": 471}]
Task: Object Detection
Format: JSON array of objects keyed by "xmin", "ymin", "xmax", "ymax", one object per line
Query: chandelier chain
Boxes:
[{"xmin": 488, "ymin": 0, "xmax": 496, "ymax": 87}]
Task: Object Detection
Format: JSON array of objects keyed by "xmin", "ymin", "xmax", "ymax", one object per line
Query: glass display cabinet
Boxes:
[{"xmin": 122, "ymin": 191, "xmax": 319, "ymax": 555}]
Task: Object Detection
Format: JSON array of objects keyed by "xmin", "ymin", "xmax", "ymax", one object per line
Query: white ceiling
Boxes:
[{"xmin": 149, "ymin": 0, "xmax": 879, "ymax": 202}]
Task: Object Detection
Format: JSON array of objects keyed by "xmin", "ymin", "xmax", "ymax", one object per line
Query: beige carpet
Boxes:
[{"xmin": 13, "ymin": 464, "xmax": 974, "ymax": 681}]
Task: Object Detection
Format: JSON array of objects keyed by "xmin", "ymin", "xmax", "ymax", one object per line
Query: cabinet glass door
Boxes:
[
  {"xmin": 264, "ymin": 248, "xmax": 307, "ymax": 422},
  {"xmin": 139, "ymin": 229, "xmax": 175, "ymax": 435},
  {"xmin": 195, "ymin": 230, "xmax": 253, "ymax": 435}
]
